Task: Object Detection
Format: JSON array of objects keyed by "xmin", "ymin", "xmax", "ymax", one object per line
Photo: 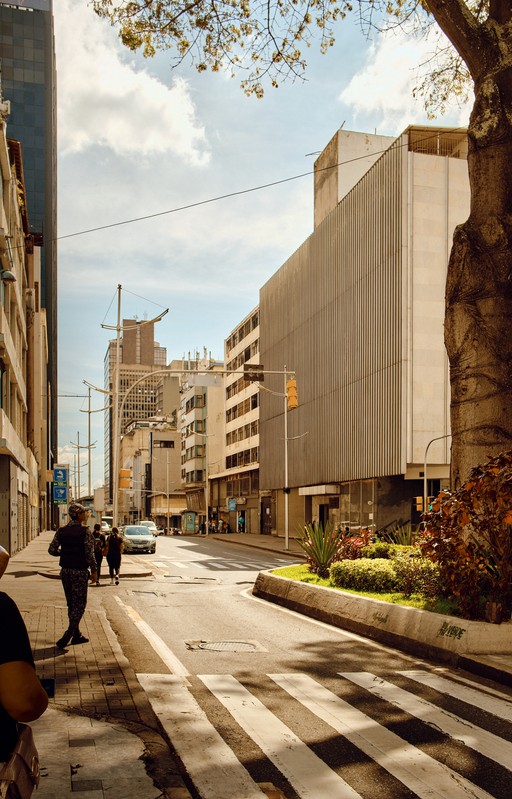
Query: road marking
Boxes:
[
  {"xmin": 341, "ymin": 672, "xmax": 512, "ymax": 771},
  {"xmin": 113, "ymin": 595, "xmax": 190, "ymax": 678},
  {"xmin": 271, "ymin": 673, "xmax": 494, "ymax": 799},
  {"xmin": 199, "ymin": 673, "xmax": 363, "ymax": 799},
  {"xmin": 400, "ymin": 669, "xmax": 512, "ymax": 722},
  {"xmin": 137, "ymin": 673, "xmax": 267, "ymax": 799}
]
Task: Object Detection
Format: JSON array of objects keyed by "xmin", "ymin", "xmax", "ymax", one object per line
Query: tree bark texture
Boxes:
[{"xmin": 441, "ymin": 9, "xmax": 512, "ymax": 486}]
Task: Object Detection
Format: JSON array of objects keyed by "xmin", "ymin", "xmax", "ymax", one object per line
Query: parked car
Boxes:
[
  {"xmin": 101, "ymin": 521, "xmax": 111, "ymax": 533},
  {"xmin": 122, "ymin": 525, "xmax": 157, "ymax": 554}
]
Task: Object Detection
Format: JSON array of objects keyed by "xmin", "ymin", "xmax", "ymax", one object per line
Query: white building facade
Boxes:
[{"xmin": 259, "ymin": 126, "xmax": 469, "ymax": 534}]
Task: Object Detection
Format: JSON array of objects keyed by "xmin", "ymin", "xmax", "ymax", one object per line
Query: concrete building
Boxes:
[
  {"xmin": 209, "ymin": 308, "xmax": 261, "ymax": 533},
  {"xmin": 0, "ymin": 1, "xmax": 58, "ymax": 493},
  {"xmin": 179, "ymin": 352, "xmax": 224, "ymax": 533},
  {"xmin": 259, "ymin": 126, "xmax": 469, "ymax": 534},
  {"xmin": 0, "ymin": 108, "xmax": 49, "ymax": 552},
  {"xmin": 117, "ymin": 416, "xmax": 184, "ymax": 527},
  {"xmin": 104, "ymin": 319, "xmax": 167, "ymax": 507}
]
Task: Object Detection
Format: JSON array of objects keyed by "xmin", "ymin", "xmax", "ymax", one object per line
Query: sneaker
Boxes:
[
  {"xmin": 110, "ymin": 579, "xmax": 114, "ymax": 585},
  {"xmin": 95, "ymin": 581, "xmax": 100, "ymax": 586},
  {"xmin": 56, "ymin": 635, "xmax": 70, "ymax": 649},
  {"xmin": 71, "ymin": 633, "xmax": 89, "ymax": 645},
  {"xmin": 115, "ymin": 576, "xmax": 119, "ymax": 585}
]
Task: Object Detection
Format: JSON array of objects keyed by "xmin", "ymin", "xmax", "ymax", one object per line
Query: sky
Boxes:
[{"xmin": 55, "ymin": 0, "xmax": 471, "ymax": 494}]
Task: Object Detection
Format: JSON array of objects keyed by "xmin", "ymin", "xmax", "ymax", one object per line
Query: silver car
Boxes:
[{"xmin": 122, "ymin": 524, "xmax": 157, "ymax": 554}]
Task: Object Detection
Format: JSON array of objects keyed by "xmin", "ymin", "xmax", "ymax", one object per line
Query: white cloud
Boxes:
[
  {"xmin": 55, "ymin": 0, "xmax": 210, "ymax": 165},
  {"xmin": 339, "ymin": 29, "xmax": 471, "ymax": 133}
]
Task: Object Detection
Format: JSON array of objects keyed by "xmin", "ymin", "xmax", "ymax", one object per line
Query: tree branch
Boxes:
[{"xmin": 423, "ymin": 0, "xmax": 485, "ymax": 78}]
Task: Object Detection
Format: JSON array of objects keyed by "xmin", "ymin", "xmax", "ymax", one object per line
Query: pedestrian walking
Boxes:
[
  {"xmin": 0, "ymin": 545, "xmax": 48, "ymax": 774},
  {"xmin": 105, "ymin": 527, "xmax": 123, "ymax": 585},
  {"xmin": 48, "ymin": 502, "xmax": 97, "ymax": 648},
  {"xmin": 92, "ymin": 523, "xmax": 107, "ymax": 585}
]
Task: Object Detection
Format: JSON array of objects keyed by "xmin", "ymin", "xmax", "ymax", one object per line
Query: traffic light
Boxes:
[
  {"xmin": 286, "ymin": 378, "xmax": 298, "ymax": 410},
  {"xmin": 413, "ymin": 496, "xmax": 423, "ymax": 512},
  {"xmin": 119, "ymin": 468, "xmax": 132, "ymax": 489}
]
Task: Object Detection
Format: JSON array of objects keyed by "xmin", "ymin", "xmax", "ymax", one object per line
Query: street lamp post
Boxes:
[{"xmin": 423, "ymin": 433, "xmax": 452, "ymax": 513}]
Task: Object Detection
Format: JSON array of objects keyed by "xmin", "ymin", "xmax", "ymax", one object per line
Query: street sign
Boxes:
[
  {"xmin": 53, "ymin": 466, "xmax": 68, "ymax": 485},
  {"xmin": 53, "ymin": 485, "xmax": 68, "ymax": 504}
]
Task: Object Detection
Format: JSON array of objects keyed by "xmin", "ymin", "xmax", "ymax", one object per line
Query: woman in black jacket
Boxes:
[{"xmin": 48, "ymin": 503, "xmax": 97, "ymax": 648}]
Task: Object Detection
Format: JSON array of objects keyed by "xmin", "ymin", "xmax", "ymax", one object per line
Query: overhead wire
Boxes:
[{"xmin": 53, "ymin": 126, "xmax": 466, "ymax": 245}]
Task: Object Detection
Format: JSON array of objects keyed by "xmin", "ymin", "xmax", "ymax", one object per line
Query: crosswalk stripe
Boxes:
[
  {"xmin": 138, "ymin": 674, "xmax": 267, "ymax": 799},
  {"xmin": 199, "ymin": 673, "xmax": 363, "ymax": 799},
  {"xmin": 340, "ymin": 672, "xmax": 512, "ymax": 771},
  {"xmin": 400, "ymin": 670, "xmax": 512, "ymax": 723},
  {"xmin": 271, "ymin": 673, "xmax": 494, "ymax": 799}
]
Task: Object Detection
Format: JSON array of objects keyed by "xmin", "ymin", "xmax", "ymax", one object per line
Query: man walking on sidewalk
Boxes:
[{"xmin": 48, "ymin": 503, "xmax": 97, "ymax": 648}]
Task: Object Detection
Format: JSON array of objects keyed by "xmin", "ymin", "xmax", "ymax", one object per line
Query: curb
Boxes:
[{"xmin": 253, "ymin": 571, "xmax": 512, "ymax": 684}]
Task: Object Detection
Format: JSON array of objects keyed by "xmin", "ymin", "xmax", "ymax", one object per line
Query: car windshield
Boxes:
[{"xmin": 124, "ymin": 526, "xmax": 153, "ymax": 536}]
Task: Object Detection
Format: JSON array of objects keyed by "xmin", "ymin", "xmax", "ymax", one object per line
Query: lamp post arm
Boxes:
[{"xmin": 423, "ymin": 433, "xmax": 452, "ymax": 514}]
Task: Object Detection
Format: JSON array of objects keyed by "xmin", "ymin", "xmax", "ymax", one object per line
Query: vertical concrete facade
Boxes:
[{"xmin": 259, "ymin": 126, "xmax": 469, "ymax": 531}]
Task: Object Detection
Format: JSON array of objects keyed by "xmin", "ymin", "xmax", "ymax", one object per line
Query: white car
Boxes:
[
  {"xmin": 122, "ymin": 525, "xmax": 157, "ymax": 554},
  {"xmin": 139, "ymin": 520, "xmax": 158, "ymax": 533}
]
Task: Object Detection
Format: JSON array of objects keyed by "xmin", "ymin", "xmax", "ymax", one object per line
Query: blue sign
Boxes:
[
  {"xmin": 228, "ymin": 498, "xmax": 236, "ymax": 511},
  {"xmin": 53, "ymin": 467, "xmax": 68, "ymax": 485},
  {"xmin": 53, "ymin": 485, "xmax": 68, "ymax": 504}
]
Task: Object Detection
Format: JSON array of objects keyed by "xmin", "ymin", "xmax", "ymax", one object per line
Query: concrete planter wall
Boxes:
[{"xmin": 253, "ymin": 571, "xmax": 512, "ymax": 663}]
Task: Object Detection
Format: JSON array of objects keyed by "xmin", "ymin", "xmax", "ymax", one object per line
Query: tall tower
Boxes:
[
  {"xmin": 0, "ymin": 1, "xmax": 57, "ymax": 479},
  {"xmin": 104, "ymin": 321, "xmax": 167, "ymax": 507}
]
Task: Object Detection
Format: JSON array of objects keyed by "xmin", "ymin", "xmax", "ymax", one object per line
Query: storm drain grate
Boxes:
[{"xmin": 185, "ymin": 639, "xmax": 267, "ymax": 652}]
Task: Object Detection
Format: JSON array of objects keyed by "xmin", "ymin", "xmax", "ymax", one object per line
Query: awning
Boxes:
[
  {"xmin": 298, "ymin": 485, "xmax": 340, "ymax": 496},
  {"xmin": 150, "ymin": 497, "xmax": 186, "ymax": 514}
]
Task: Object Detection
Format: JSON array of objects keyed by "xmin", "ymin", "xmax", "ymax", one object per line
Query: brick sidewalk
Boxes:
[{"xmin": 26, "ymin": 604, "xmax": 142, "ymax": 720}]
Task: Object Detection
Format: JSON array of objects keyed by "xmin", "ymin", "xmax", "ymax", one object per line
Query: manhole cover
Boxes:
[{"xmin": 185, "ymin": 639, "xmax": 267, "ymax": 652}]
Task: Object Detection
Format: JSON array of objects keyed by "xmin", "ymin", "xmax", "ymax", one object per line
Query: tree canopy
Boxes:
[{"xmin": 92, "ymin": 1, "xmax": 487, "ymax": 107}]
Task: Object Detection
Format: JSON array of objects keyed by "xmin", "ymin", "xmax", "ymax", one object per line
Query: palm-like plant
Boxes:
[{"xmin": 296, "ymin": 522, "xmax": 343, "ymax": 578}]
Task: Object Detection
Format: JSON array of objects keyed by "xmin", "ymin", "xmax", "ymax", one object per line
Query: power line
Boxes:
[{"xmin": 55, "ymin": 127, "xmax": 466, "ymax": 244}]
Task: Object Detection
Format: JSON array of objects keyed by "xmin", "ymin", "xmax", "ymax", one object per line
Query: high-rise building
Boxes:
[
  {"xmin": 104, "ymin": 320, "xmax": 167, "ymax": 506},
  {"xmin": 0, "ymin": 0, "xmax": 57, "ymax": 485}
]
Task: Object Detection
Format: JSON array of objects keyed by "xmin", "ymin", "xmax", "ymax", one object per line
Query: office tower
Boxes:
[
  {"xmin": 104, "ymin": 321, "xmax": 167, "ymax": 506},
  {"xmin": 0, "ymin": 0, "xmax": 57, "ymax": 476}
]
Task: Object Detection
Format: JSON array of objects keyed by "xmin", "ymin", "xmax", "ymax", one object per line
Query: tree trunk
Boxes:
[{"xmin": 445, "ymin": 54, "xmax": 512, "ymax": 487}]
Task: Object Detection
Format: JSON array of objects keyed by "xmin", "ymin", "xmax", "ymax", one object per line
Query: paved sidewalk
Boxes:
[{"xmin": 3, "ymin": 532, "xmax": 194, "ymax": 799}]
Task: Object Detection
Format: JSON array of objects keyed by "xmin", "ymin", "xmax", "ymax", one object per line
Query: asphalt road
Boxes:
[{"xmin": 99, "ymin": 536, "xmax": 512, "ymax": 799}]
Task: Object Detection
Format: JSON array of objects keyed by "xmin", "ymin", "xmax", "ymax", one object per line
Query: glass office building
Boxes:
[{"xmin": 0, "ymin": 0, "xmax": 57, "ymax": 472}]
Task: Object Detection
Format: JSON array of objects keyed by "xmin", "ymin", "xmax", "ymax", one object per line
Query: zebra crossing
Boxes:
[
  {"xmin": 139, "ymin": 668, "xmax": 512, "ymax": 799},
  {"xmin": 147, "ymin": 553, "xmax": 290, "ymax": 572}
]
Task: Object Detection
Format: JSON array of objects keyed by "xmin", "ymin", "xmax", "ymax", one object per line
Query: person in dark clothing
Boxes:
[
  {"xmin": 92, "ymin": 523, "xmax": 106, "ymax": 586},
  {"xmin": 0, "ymin": 546, "xmax": 48, "ymax": 763},
  {"xmin": 48, "ymin": 502, "xmax": 97, "ymax": 648},
  {"xmin": 105, "ymin": 527, "xmax": 123, "ymax": 585}
]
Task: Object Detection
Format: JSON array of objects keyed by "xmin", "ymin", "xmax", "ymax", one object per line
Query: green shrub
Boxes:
[
  {"xmin": 360, "ymin": 543, "xmax": 418, "ymax": 560},
  {"xmin": 330, "ymin": 558, "xmax": 399, "ymax": 592},
  {"xmin": 392, "ymin": 553, "xmax": 444, "ymax": 598},
  {"xmin": 360, "ymin": 542, "xmax": 392, "ymax": 559}
]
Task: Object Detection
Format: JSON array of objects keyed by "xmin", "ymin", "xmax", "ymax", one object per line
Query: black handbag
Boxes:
[{"xmin": 0, "ymin": 723, "xmax": 40, "ymax": 799}]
